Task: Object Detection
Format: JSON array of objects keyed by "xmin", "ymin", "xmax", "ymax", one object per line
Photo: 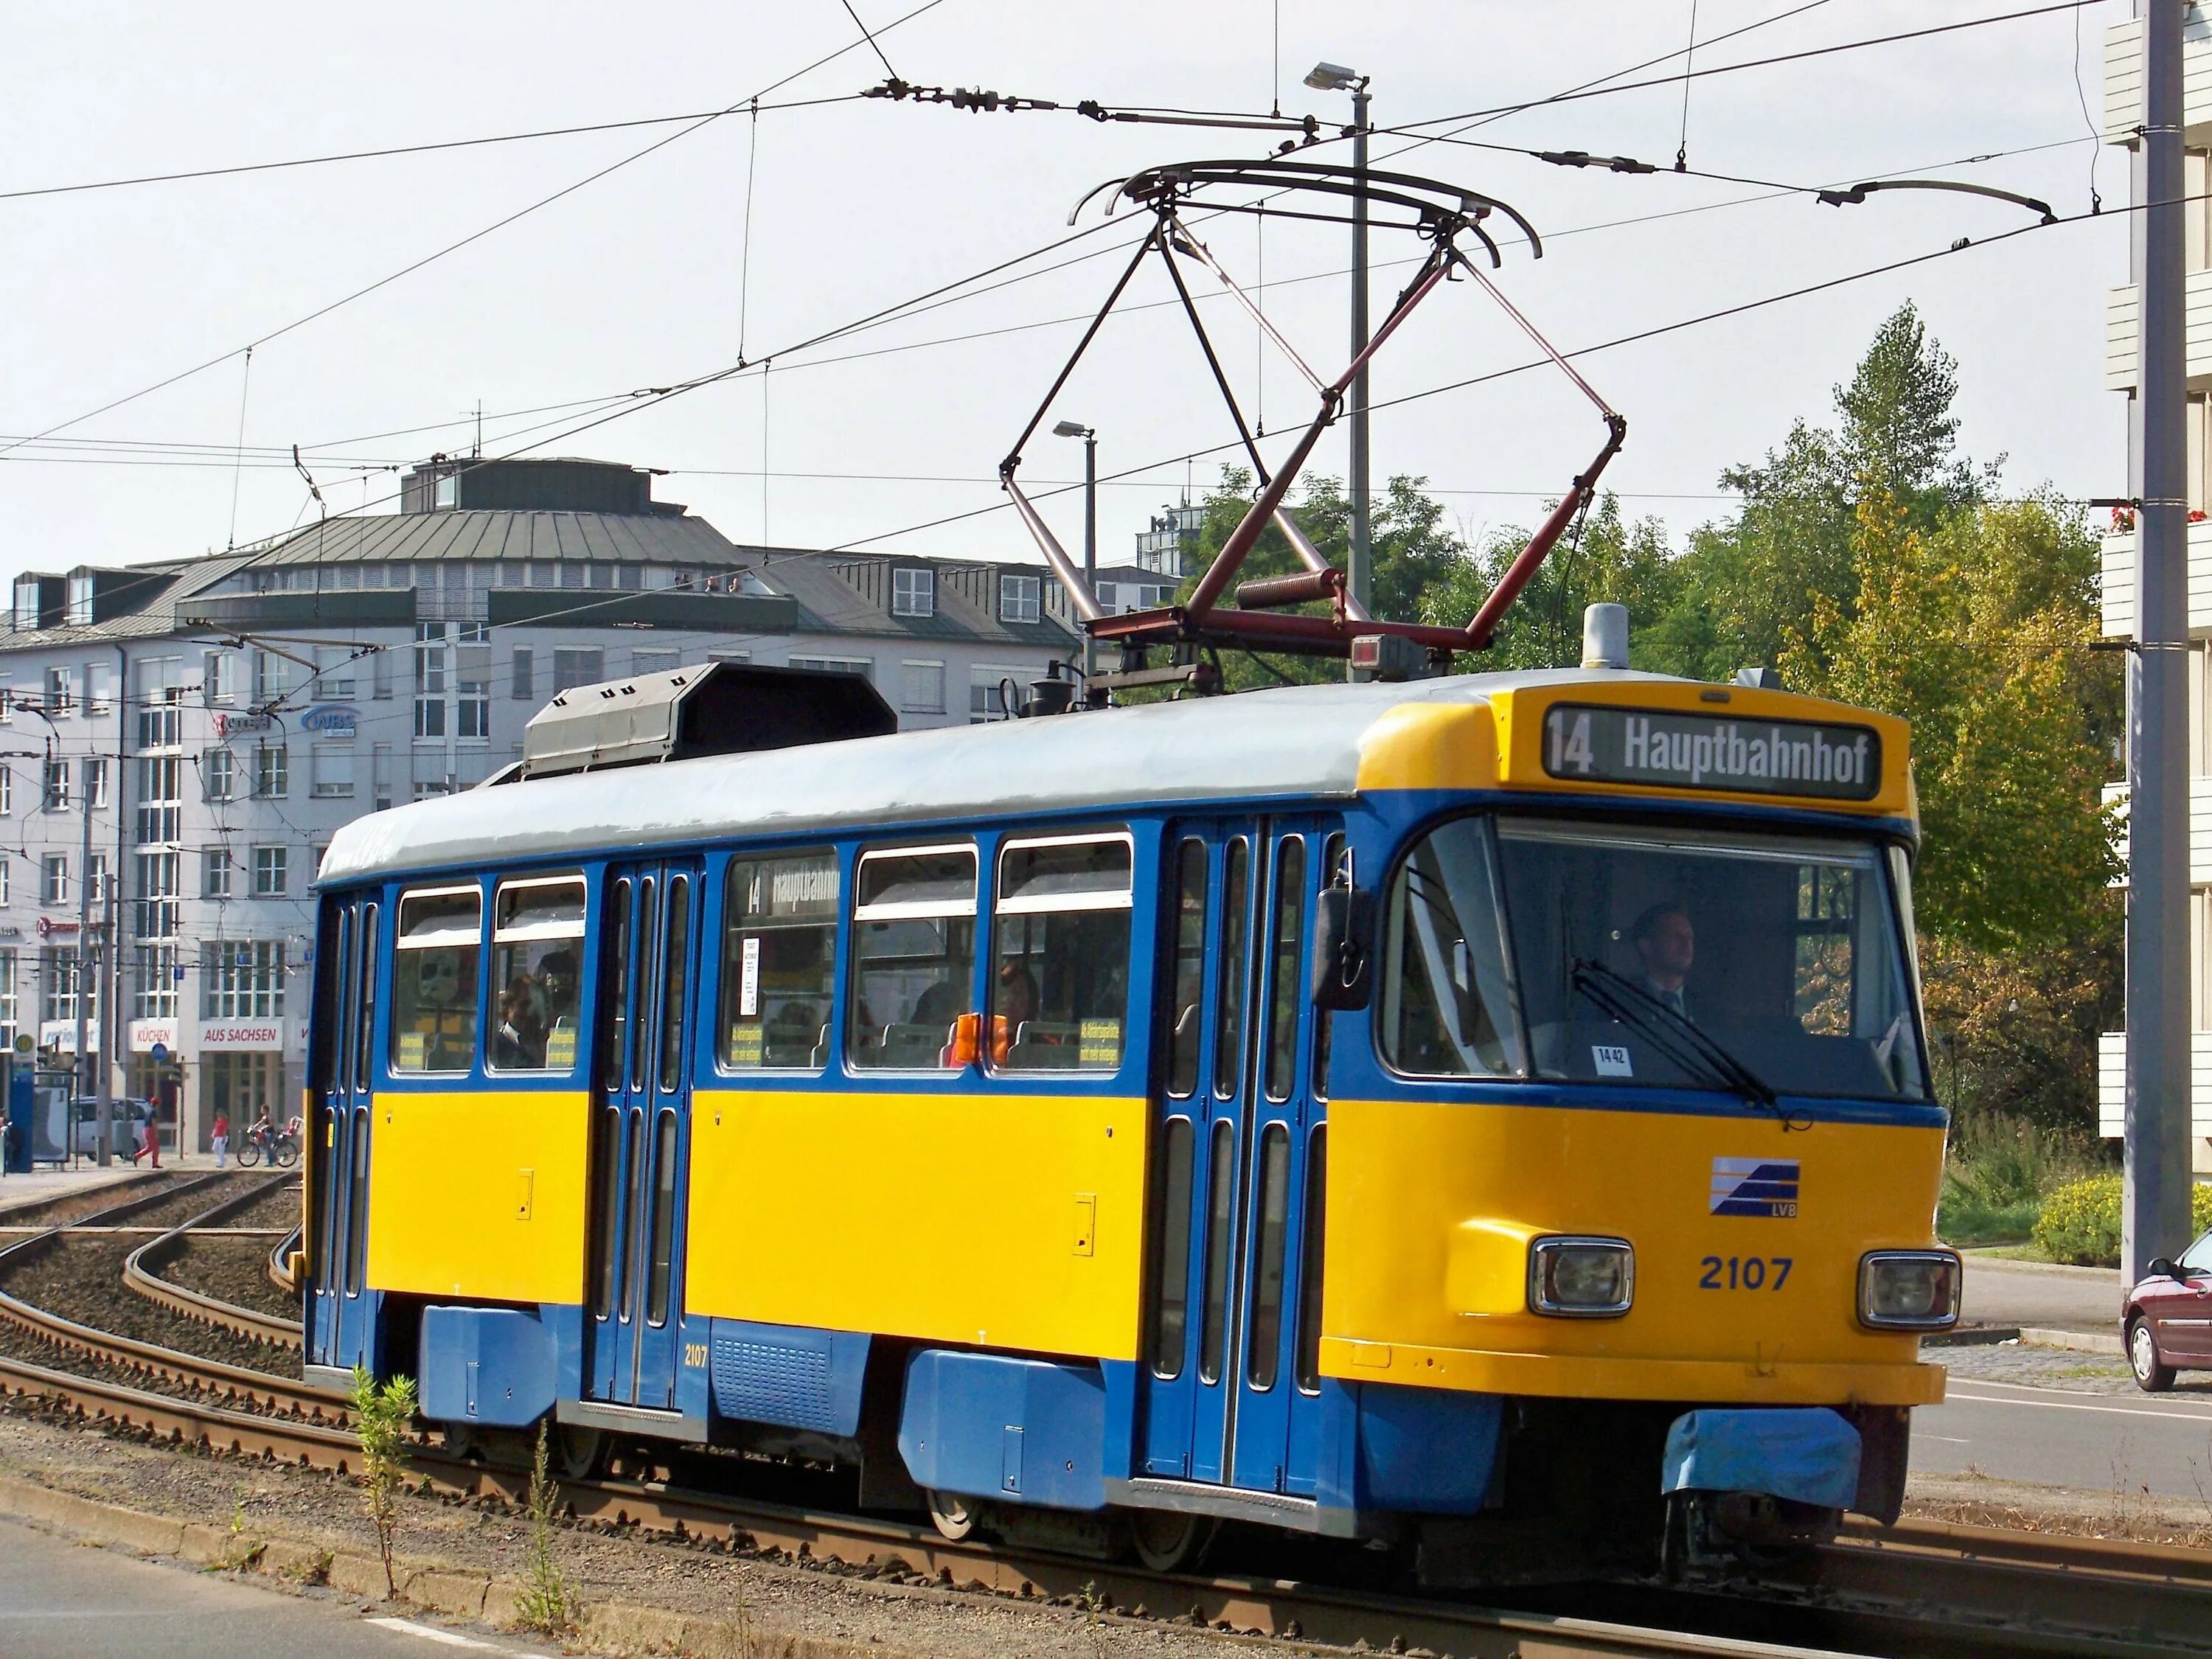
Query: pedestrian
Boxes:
[
  {"xmin": 211, "ymin": 1108, "xmax": 229, "ymax": 1169},
  {"xmin": 128, "ymin": 1101, "xmax": 156, "ymax": 1166}
]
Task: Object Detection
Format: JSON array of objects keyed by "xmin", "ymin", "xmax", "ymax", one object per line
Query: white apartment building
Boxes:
[
  {"xmin": 0, "ymin": 456, "xmax": 1077, "ymax": 1155},
  {"xmin": 2099, "ymin": 14, "xmax": 2212, "ymax": 1169}
]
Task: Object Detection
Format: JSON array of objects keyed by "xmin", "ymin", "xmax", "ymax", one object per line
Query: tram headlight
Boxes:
[
  {"xmin": 1857, "ymin": 1250, "xmax": 1961, "ymax": 1330},
  {"xmin": 1528, "ymin": 1236, "xmax": 1635, "ymax": 1318}
]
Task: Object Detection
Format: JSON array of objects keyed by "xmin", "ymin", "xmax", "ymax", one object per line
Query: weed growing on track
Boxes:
[
  {"xmin": 349, "ymin": 1365, "xmax": 417, "ymax": 1597},
  {"xmin": 515, "ymin": 1421, "xmax": 580, "ymax": 1637}
]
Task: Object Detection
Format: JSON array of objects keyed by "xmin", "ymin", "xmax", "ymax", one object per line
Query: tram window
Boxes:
[
  {"xmin": 319, "ymin": 908, "xmax": 349, "ymax": 1096},
  {"xmin": 849, "ymin": 844, "xmax": 977, "ymax": 1071},
  {"xmin": 1312, "ymin": 833, "xmax": 1345, "ymax": 1100},
  {"xmin": 720, "ymin": 852, "xmax": 838, "ymax": 1071},
  {"xmin": 1213, "ymin": 839, "xmax": 1251, "ymax": 1098},
  {"xmin": 658, "ymin": 875, "xmax": 690, "ymax": 1093},
  {"xmin": 588, "ymin": 1105, "xmax": 622, "ymax": 1318},
  {"xmin": 647, "ymin": 1110, "xmax": 678, "ymax": 1326},
  {"xmin": 354, "ymin": 902, "xmax": 378, "ymax": 1091},
  {"xmin": 344, "ymin": 1110, "xmax": 369, "ymax": 1294},
  {"xmin": 487, "ymin": 875, "xmax": 585, "ymax": 1074},
  {"xmin": 620, "ymin": 1110, "xmax": 644, "ymax": 1321},
  {"xmin": 991, "ymin": 832, "xmax": 1133, "ymax": 1072},
  {"xmin": 390, "ymin": 887, "xmax": 482, "ymax": 1074},
  {"xmin": 1246, "ymin": 1122, "xmax": 1291, "ymax": 1391},
  {"xmin": 1263, "ymin": 838, "xmax": 1307, "ymax": 1102},
  {"xmin": 1380, "ymin": 824, "xmax": 1520, "ymax": 1079},
  {"xmin": 1294, "ymin": 1124, "xmax": 1327, "ymax": 1394},
  {"xmin": 597, "ymin": 880, "xmax": 633, "ymax": 1093},
  {"xmin": 630, "ymin": 877, "xmax": 659, "ymax": 1093},
  {"xmin": 1145, "ymin": 1117, "xmax": 1195, "ymax": 1380},
  {"xmin": 1197, "ymin": 1119, "xmax": 1235, "ymax": 1385},
  {"xmin": 1164, "ymin": 841, "xmax": 1207, "ymax": 1098}
]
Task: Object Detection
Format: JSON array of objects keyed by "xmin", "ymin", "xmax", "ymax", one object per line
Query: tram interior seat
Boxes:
[
  {"xmin": 879, "ymin": 1023, "xmax": 954, "ymax": 1067},
  {"xmin": 1000, "ymin": 1020, "xmax": 1081, "ymax": 1068}
]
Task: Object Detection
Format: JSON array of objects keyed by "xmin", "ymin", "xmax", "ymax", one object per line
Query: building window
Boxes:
[
  {"xmin": 254, "ymin": 649, "xmax": 292, "ymax": 703},
  {"xmin": 0, "ymin": 767, "xmax": 11, "ymax": 815},
  {"xmin": 45, "ymin": 667, "xmax": 73, "ymax": 716},
  {"xmin": 84, "ymin": 663, "xmax": 111, "ymax": 714},
  {"xmin": 134, "ymin": 657, "xmax": 182, "ymax": 749},
  {"xmin": 83, "ymin": 758, "xmax": 107, "ymax": 811},
  {"xmin": 41, "ymin": 759, "xmax": 69, "ymax": 811},
  {"xmin": 204, "ymin": 940, "xmax": 285, "ymax": 1019},
  {"xmin": 204, "ymin": 650, "xmax": 237, "ymax": 706},
  {"xmin": 133, "ymin": 943, "xmax": 178, "ymax": 1020},
  {"xmin": 312, "ymin": 743, "xmax": 355, "ymax": 797},
  {"xmin": 201, "ymin": 748, "xmax": 234, "ymax": 802},
  {"xmin": 88, "ymin": 854, "xmax": 109, "ymax": 905},
  {"xmin": 631, "ymin": 648, "xmax": 681, "ymax": 678},
  {"xmin": 512, "ymin": 648, "xmax": 535, "ymax": 700},
  {"xmin": 789, "ymin": 655, "xmax": 872, "ymax": 681},
  {"xmin": 66, "ymin": 576, "xmax": 94, "ymax": 629},
  {"xmin": 456, "ymin": 638, "xmax": 490, "ymax": 737},
  {"xmin": 1000, "ymin": 572, "xmax": 1042, "ymax": 624},
  {"xmin": 202, "ymin": 849, "xmax": 232, "ymax": 900},
  {"xmin": 251, "ymin": 846, "xmax": 288, "ymax": 897},
  {"xmin": 969, "ymin": 666, "xmax": 1023, "ymax": 723},
  {"xmin": 414, "ymin": 697, "xmax": 446, "ymax": 738},
  {"xmin": 891, "ymin": 567, "xmax": 936, "ymax": 618},
  {"xmin": 313, "ymin": 644, "xmax": 357, "ymax": 698},
  {"xmin": 902, "ymin": 660, "xmax": 946, "ymax": 714},
  {"xmin": 0, "ymin": 950, "xmax": 16, "ymax": 1048},
  {"xmin": 552, "ymin": 648, "xmax": 605, "ymax": 694},
  {"xmin": 373, "ymin": 743, "xmax": 393, "ymax": 812},
  {"xmin": 372, "ymin": 648, "xmax": 394, "ymax": 700},
  {"xmin": 136, "ymin": 756, "xmax": 180, "ymax": 844},
  {"xmin": 0, "ymin": 860, "xmax": 10, "ymax": 907},
  {"xmin": 253, "ymin": 743, "xmax": 288, "ymax": 799},
  {"xmin": 41, "ymin": 855, "xmax": 68, "ymax": 907},
  {"xmin": 39, "ymin": 947, "xmax": 77, "ymax": 1024}
]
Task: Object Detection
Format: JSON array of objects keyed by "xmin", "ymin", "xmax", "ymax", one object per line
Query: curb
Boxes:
[
  {"xmin": 0, "ymin": 1472, "xmax": 949, "ymax": 1659},
  {"xmin": 1925, "ymin": 1326, "xmax": 2024, "ymax": 1347},
  {"xmin": 2019, "ymin": 1326, "xmax": 2127, "ymax": 1356}
]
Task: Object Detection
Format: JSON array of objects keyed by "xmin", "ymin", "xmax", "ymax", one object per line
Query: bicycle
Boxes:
[{"xmin": 236, "ymin": 1122, "xmax": 293, "ymax": 1168}]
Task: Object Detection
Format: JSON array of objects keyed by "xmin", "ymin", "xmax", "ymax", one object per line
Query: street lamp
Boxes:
[
  {"xmin": 1306, "ymin": 60, "xmax": 1372, "ymax": 669},
  {"xmin": 1052, "ymin": 420, "xmax": 1099, "ymax": 689}
]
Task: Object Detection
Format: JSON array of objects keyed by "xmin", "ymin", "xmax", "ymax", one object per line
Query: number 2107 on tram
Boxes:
[{"xmin": 302, "ymin": 650, "xmax": 1956, "ymax": 1580}]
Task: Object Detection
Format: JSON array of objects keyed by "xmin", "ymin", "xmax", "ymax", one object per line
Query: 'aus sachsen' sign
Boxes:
[{"xmin": 1541, "ymin": 703, "xmax": 1881, "ymax": 802}]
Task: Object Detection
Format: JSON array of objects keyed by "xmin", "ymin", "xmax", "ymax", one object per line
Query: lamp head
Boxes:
[
  {"xmin": 1051, "ymin": 420, "xmax": 1093, "ymax": 439},
  {"xmin": 1304, "ymin": 61, "xmax": 1360, "ymax": 91}
]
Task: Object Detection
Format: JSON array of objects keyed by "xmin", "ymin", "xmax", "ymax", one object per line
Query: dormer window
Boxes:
[
  {"xmin": 999, "ymin": 572, "xmax": 1041, "ymax": 624},
  {"xmin": 891, "ymin": 567, "xmax": 936, "ymax": 619}
]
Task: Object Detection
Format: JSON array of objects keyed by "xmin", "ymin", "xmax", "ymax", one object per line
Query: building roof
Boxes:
[{"xmin": 318, "ymin": 668, "xmax": 1669, "ymax": 883}]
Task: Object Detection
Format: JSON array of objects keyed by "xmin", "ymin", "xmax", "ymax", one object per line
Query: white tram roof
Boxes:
[{"xmin": 319, "ymin": 668, "xmax": 1669, "ymax": 886}]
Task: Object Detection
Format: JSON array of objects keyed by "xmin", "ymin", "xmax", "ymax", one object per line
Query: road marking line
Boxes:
[
  {"xmin": 1941, "ymin": 1385, "xmax": 2212, "ymax": 1423},
  {"xmin": 1919, "ymin": 1433, "xmax": 1971, "ymax": 1442},
  {"xmin": 364, "ymin": 1617, "xmax": 515, "ymax": 1651}
]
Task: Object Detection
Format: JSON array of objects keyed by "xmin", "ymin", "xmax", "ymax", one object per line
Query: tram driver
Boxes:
[{"xmin": 1629, "ymin": 900, "xmax": 1696, "ymax": 1021}]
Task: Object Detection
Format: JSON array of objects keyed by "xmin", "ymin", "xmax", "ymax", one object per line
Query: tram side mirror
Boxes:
[{"xmin": 1312, "ymin": 887, "xmax": 1377, "ymax": 1011}]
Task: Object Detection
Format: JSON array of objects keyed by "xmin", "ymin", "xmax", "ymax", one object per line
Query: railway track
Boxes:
[
  {"xmin": 122, "ymin": 1177, "xmax": 302, "ymax": 1350},
  {"xmin": 0, "ymin": 1175, "xmax": 2205, "ymax": 1657}
]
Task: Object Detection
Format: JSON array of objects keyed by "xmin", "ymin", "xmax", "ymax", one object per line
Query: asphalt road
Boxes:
[
  {"xmin": 0, "ymin": 1520, "xmax": 555, "ymax": 1659},
  {"xmin": 1913, "ymin": 1376, "xmax": 2212, "ymax": 1500}
]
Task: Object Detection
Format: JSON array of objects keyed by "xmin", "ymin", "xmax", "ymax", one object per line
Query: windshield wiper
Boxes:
[{"xmin": 1570, "ymin": 957, "xmax": 1779, "ymax": 1114}]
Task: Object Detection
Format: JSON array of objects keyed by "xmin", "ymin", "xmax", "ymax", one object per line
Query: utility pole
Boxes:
[
  {"xmin": 1082, "ymin": 428, "xmax": 1098, "ymax": 689},
  {"xmin": 73, "ymin": 776, "xmax": 100, "ymax": 1164},
  {"xmin": 2125, "ymin": 0, "xmax": 2194, "ymax": 1287},
  {"xmin": 1348, "ymin": 76, "xmax": 1373, "ymax": 627}
]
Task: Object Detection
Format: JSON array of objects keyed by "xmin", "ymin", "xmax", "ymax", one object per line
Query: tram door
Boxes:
[
  {"xmin": 1137, "ymin": 820, "xmax": 1330, "ymax": 1494},
  {"xmin": 311, "ymin": 895, "xmax": 380, "ymax": 1372},
  {"xmin": 585, "ymin": 863, "xmax": 700, "ymax": 1411}
]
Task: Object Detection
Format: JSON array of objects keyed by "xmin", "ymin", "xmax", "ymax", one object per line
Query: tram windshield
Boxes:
[{"xmin": 1380, "ymin": 815, "xmax": 1929, "ymax": 1102}]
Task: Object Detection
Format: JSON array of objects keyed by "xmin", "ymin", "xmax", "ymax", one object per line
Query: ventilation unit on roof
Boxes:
[{"xmin": 512, "ymin": 660, "xmax": 897, "ymax": 781}]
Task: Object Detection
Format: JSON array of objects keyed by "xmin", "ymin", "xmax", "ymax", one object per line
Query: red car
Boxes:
[{"xmin": 2127, "ymin": 1228, "xmax": 2212, "ymax": 1391}]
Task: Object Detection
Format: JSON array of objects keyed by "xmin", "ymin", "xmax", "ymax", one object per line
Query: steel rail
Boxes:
[
  {"xmin": 268, "ymin": 1223, "xmax": 302, "ymax": 1296},
  {"xmin": 0, "ymin": 1176, "xmax": 341, "ymax": 1423},
  {"xmin": 122, "ymin": 1178, "xmax": 302, "ymax": 1350}
]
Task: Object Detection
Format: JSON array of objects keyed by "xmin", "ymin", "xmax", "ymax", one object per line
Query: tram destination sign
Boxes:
[{"xmin": 1541, "ymin": 703, "xmax": 1882, "ymax": 801}]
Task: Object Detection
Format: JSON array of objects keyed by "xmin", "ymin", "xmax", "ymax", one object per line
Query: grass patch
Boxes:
[{"xmin": 1938, "ymin": 1112, "xmax": 2107, "ymax": 1248}]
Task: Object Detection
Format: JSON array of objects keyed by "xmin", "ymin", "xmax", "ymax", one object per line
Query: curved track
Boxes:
[
  {"xmin": 122, "ymin": 1178, "xmax": 302, "ymax": 1350},
  {"xmin": 0, "ymin": 1176, "xmax": 2205, "ymax": 1656}
]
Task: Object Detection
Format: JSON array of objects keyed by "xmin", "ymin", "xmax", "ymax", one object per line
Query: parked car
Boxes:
[{"xmin": 2126, "ymin": 1228, "xmax": 2212, "ymax": 1391}]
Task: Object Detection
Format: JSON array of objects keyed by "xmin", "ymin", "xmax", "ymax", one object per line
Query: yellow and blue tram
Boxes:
[{"xmin": 304, "ymin": 657, "xmax": 1957, "ymax": 1576}]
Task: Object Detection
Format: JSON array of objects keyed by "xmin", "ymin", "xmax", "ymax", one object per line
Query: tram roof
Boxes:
[{"xmin": 316, "ymin": 668, "xmax": 1888, "ymax": 885}]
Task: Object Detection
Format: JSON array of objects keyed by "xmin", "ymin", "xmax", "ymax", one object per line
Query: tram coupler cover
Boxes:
[{"xmin": 1660, "ymin": 1408, "xmax": 1860, "ymax": 1512}]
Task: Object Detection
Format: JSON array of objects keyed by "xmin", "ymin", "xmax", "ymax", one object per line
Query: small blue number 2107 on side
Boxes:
[{"xmin": 1699, "ymin": 1255, "xmax": 1792, "ymax": 1291}]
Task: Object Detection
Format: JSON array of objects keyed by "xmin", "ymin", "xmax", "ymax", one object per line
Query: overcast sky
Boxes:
[{"xmin": 0, "ymin": 1, "xmax": 2131, "ymax": 580}]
